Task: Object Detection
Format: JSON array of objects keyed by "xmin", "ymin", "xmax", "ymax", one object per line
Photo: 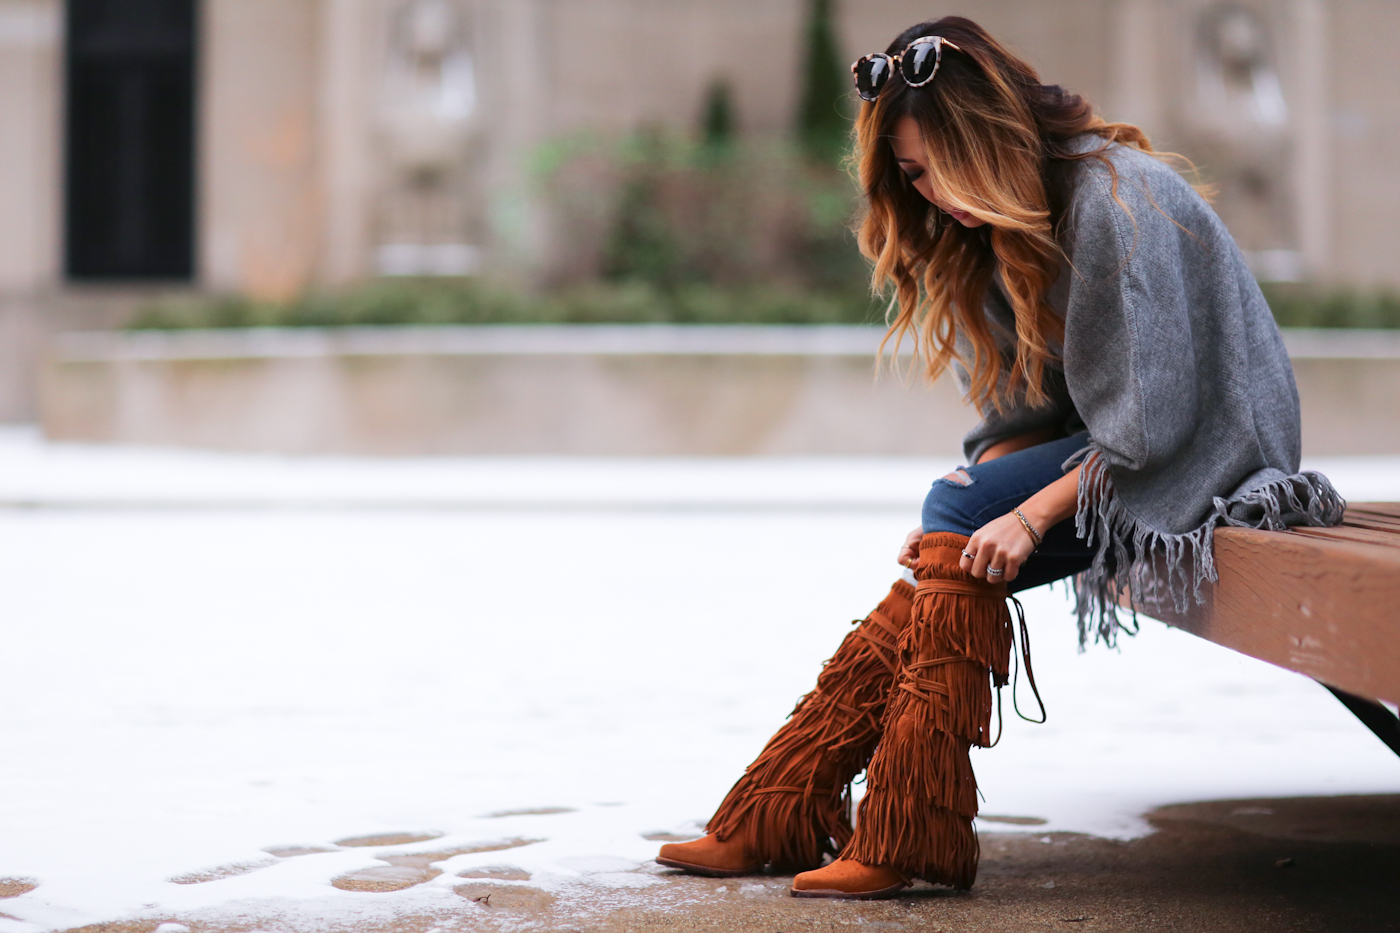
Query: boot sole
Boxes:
[
  {"xmin": 789, "ymin": 883, "xmax": 908, "ymax": 900},
  {"xmin": 655, "ymin": 856, "xmax": 760, "ymax": 878}
]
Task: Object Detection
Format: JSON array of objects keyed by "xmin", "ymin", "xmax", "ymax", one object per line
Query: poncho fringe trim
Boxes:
[{"xmin": 1066, "ymin": 442, "xmax": 1346, "ymax": 648}]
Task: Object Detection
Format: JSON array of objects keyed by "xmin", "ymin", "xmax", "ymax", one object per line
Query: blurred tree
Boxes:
[
  {"xmin": 797, "ymin": 0, "xmax": 850, "ymax": 164},
  {"xmin": 700, "ymin": 78, "xmax": 736, "ymax": 153}
]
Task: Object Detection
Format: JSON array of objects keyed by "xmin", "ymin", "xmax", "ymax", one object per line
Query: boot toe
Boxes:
[
  {"xmin": 790, "ymin": 859, "xmax": 909, "ymax": 899},
  {"xmin": 655, "ymin": 835, "xmax": 760, "ymax": 877}
]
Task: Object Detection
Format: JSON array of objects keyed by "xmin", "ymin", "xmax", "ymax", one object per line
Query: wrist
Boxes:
[
  {"xmin": 1011, "ymin": 506, "xmax": 1045, "ymax": 549},
  {"xmin": 1020, "ymin": 467, "xmax": 1083, "ymax": 532},
  {"xmin": 1016, "ymin": 502, "xmax": 1053, "ymax": 537}
]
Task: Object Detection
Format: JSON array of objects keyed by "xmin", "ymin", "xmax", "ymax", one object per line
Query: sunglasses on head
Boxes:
[{"xmin": 850, "ymin": 35, "xmax": 961, "ymax": 102}]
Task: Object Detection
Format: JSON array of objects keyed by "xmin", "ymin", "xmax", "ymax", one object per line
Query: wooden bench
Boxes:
[{"xmin": 1134, "ymin": 503, "xmax": 1400, "ymax": 756}]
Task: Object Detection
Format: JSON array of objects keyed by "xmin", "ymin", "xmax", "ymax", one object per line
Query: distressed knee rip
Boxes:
[
  {"xmin": 940, "ymin": 468, "xmax": 974, "ymax": 488},
  {"xmin": 924, "ymin": 468, "xmax": 979, "ymax": 533}
]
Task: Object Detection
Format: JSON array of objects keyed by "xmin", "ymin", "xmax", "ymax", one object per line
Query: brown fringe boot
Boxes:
[
  {"xmin": 656, "ymin": 579, "xmax": 916, "ymax": 876},
  {"xmin": 792, "ymin": 532, "xmax": 1014, "ymax": 897}
]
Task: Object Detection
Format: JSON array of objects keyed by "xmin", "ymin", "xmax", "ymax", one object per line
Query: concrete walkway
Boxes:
[{"xmin": 53, "ymin": 794, "xmax": 1400, "ymax": 933}]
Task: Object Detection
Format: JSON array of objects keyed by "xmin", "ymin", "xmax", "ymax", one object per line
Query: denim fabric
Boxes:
[{"xmin": 921, "ymin": 433, "xmax": 1095, "ymax": 593}]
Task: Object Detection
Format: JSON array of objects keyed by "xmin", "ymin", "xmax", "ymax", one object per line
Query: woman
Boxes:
[{"xmin": 656, "ymin": 16, "xmax": 1342, "ymax": 900}]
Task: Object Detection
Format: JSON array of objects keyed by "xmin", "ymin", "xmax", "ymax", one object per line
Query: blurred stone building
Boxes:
[{"xmin": 1, "ymin": 0, "xmax": 1397, "ymax": 420}]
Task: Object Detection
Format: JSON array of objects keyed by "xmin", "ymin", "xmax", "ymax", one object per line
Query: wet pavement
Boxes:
[{"xmin": 37, "ymin": 794, "xmax": 1400, "ymax": 933}]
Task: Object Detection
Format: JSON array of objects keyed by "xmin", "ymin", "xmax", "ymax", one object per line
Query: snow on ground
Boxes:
[{"xmin": 0, "ymin": 427, "xmax": 1396, "ymax": 931}]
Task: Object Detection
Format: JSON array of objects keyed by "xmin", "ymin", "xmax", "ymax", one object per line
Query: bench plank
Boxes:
[
  {"xmin": 1354, "ymin": 503, "xmax": 1400, "ymax": 517},
  {"xmin": 1291, "ymin": 525, "xmax": 1400, "ymax": 548},
  {"xmin": 1323, "ymin": 517, "xmax": 1400, "ymax": 536},
  {"xmin": 1135, "ymin": 504, "xmax": 1400, "ymax": 705},
  {"xmin": 1335, "ymin": 515, "xmax": 1400, "ymax": 536}
]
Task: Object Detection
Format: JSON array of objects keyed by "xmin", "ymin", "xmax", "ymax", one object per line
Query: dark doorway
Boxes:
[{"xmin": 65, "ymin": 0, "xmax": 197, "ymax": 280}]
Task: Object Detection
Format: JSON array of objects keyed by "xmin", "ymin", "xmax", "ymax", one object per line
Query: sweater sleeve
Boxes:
[
  {"xmin": 1060, "ymin": 157, "xmax": 1204, "ymax": 476},
  {"xmin": 1051, "ymin": 143, "xmax": 1341, "ymax": 646},
  {"xmin": 959, "ymin": 276, "xmax": 1081, "ymax": 465}
]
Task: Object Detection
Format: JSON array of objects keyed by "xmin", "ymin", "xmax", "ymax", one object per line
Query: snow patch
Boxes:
[{"xmin": 0, "ymin": 428, "xmax": 1395, "ymax": 930}]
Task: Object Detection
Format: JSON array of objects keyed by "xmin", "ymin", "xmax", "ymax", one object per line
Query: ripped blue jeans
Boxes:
[{"xmin": 922, "ymin": 433, "xmax": 1096, "ymax": 593}]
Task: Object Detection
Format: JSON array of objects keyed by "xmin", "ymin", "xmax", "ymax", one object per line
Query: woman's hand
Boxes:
[
  {"xmin": 896, "ymin": 526, "xmax": 923, "ymax": 569},
  {"xmin": 962, "ymin": 463, "xmax": 1083, "ymax": 581},
  {"xmin": 960, "ymin": 512, "xmax": 1038, "ymax": 582}
]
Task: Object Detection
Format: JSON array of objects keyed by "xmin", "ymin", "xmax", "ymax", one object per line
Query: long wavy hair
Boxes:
[{"xmin": 857, "ymin": 16, "xmax": 1168, "ymax": 412}]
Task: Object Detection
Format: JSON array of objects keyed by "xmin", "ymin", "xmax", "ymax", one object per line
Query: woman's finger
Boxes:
[
  {"xmin": 1001, "ymin": 555, "xmax": 1019, "ymax": 582},
  {"xmin": 960, "ymin": 535, "xmax": 979, "ymax": 573},
  {"xmin": 991, "ymin": 542, "xmax": 1015, "ymax": 578},
  {"xmin": 973, "ymin": 542, "xmax": 996, "ymax": 579},
  {"xmin": 898, "ymin": 526, "xmax": 922, "ymax": 567}
]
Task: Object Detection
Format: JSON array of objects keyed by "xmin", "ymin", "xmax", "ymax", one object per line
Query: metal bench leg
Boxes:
[{"xmin": 1320, "ymin": 682, "xmax": 1400, "ymax": 758}]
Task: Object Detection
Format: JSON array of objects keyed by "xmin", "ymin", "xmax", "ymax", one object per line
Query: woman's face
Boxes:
[{"xmin": 891, "ymin": 116, "xmax": 986, "ymax": 227}]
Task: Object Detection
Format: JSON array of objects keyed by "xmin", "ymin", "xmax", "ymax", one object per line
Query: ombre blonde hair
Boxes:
[{"xmin": 856, "ymin": 16, "xmax": 1168, "ymax": 413}]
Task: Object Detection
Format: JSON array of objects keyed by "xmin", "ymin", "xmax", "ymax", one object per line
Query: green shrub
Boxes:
[
  {"xmin": 538, "ymin": 127, "xmax": 869, "ymax": 295},
  {"xmin": 130, "ymin": 279, "xmax": 1400, "ymax": 332},
  {"xmin": 128, "ymin": 122, "xmax": 888, "ymax": 331},
  {"xmin": 1261, "ymin": 284, "xmax": 1400, "ymax": 329},
  {"xmin": 126, "ymin": 123, "xmax": 1396, "ymax": 334},
  {"xmin": 128, "ymin": 279, "xmax": 885, "ymax": 330}
]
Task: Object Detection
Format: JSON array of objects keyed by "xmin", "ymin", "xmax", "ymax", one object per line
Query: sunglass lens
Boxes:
[
  {"xmin": 901, "ymin": 39, "xmax": 939, "ymax": 85},
  {"xmin": 855, "ymin": 55, "xmax": 891, "ymax": 101}
]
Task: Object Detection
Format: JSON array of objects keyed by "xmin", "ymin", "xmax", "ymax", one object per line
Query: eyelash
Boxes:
[{"xmin": 903, "ymin": 169, "xmax": 924, "ymax": 182}]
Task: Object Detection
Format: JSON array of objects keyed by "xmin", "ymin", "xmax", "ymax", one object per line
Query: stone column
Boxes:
[
  {"xmin": 1290, "ymin": 0, "xmax": 1330, "ymax": 282},
  {"xmin": 199, "ymin": 0, "xmax": 322, "ymax": 298},
  {"xmin": 1110, "ymin": 0, "xmax": 1164, "ymax": 134},
  {"xmin": 317, "ymin": 0, "xmax": 376, "ymax": 285},
  {"xmin": 0, "ymin": 0, "xmax": 62, "ymax": 421}
]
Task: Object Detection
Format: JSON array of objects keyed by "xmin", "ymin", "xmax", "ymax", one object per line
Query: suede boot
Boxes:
[
  {"xmin": 657, "ymin": 579, "xmax": 916, "ymax": 875},
  {"xmin": 790, "ymin": 860, "xmax": 909, "ymax": 899},
  {"xmin": 809, "ymin": 532, "xmax": 1014, "ymax": 895}
]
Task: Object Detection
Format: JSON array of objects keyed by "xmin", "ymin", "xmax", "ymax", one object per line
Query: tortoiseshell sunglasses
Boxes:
[{"xmin": 851, "ymin": 35, "xmax": 961, "ymax": 102}]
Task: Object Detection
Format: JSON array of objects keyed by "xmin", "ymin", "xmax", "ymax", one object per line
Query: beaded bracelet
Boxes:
[{"xmin": 1012, "ymin": 507, "xmax": 1043, "ymax": 549}]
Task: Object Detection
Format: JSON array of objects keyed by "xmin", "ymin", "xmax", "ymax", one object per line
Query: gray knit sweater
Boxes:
[{"xmin": 958, "ymin": 137, "xmax": 1344, "ymax": 645}]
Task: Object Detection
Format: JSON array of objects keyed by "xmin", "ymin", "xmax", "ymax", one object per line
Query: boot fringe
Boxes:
[
  {"xmin": 844, "ymin": 803, "xmax": 978, "ymax": 890},
  {"xmin": 706, "ymin": 580, "xmax": 915, "ymax": 868},
  {"xmin": 841, "ymin": 533, "xmax": 1012, "ymax": 890},
  {"xmin": 915, "ymin": 534, "xmax": 1014, "ymax": 685},
  {"xmin": 858, "ymin": 711, "xmax": 979, "ymax": 818},
  {"xmin": 897, "ymin": 656, "xmax": 998, "ymax": 749}
]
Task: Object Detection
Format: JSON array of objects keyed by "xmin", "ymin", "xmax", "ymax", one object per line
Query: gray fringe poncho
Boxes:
[{"xmin": 959, "ymin": 138, "xmax": 1345, "ymax": 645}]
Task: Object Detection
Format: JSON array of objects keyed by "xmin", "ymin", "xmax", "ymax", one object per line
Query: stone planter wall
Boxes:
[{"xmin": 38, "ymin": 325, "xmax": 1400, "ymax": 456}]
